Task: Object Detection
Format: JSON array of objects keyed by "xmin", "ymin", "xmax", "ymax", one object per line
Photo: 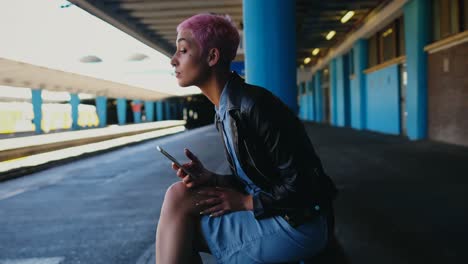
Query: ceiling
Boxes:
[{"xmin": 69, "ymin": 0, "xmax": 388, "ymax": 68}]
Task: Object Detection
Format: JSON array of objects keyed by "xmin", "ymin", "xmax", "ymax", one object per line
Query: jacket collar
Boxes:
[{"xmin": 224, "ymin": 71, "xmax": 244, "ymax": 111}]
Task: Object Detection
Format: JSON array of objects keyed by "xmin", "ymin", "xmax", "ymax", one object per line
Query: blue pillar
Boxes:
[
  {"xmin": 306, "ymin": 80, "xmax": 314, "ymax": 121},
  {"xmin": 117, "ymin": 98, "xmax": 126, "ymax": 125},
  {"xmin": 165, "ymin": 101, "xmax": 171, "ymax": 120},
  {"xmin": 144, "ymin": 101, "xmax": 154, "ymax": 122},
  {"xmin": 132, "ymin": 99, "xmax": 142, "ymax": 123},
  {"xmin": 156, "ymin": 101, "xmax": 164, "ymax": 121},
  {"xmin": 329, "ymin": 59, "xmax": 338, "ymax": 126},
  {"xmin": 314, "ymin": 71, "xmax": 323, "ymax": 122},
  {"xmin": 70, "ymin": 93, "xmax": 80, "ymax": 130},
  {"xmin": 243, "ymin": 0, "xmax": 297, "ymax": 112},
  {"xmin": 351, "ymin": 39, "xmax": 368, "ymax": 130},
  {"xmin": 298, "ymin": 83, "xmax": 306, "ymax": 120},
  {"xmin": 31, "ymin": 89, "xmax": 42, "ymax": 134},
  {"xmin": 404, "ymin": 0, "xmax": 429, "ymax": 140},
  {"xmin": 95, "ymin": 96, "xmax": 107, "ymax": 127}
]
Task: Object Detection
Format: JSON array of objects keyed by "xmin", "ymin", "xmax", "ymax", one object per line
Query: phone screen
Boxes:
[{"xmin": 156, "ymin": 146, "xmax": 197, "ymax": 179}]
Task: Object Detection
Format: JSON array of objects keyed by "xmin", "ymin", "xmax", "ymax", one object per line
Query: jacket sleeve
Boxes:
[{"xmin": 247, "ymin": 95, "xmax": 306, "ymax": 218}]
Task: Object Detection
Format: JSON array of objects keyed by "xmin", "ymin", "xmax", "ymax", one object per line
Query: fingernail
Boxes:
[
  {"xmin": 199, "ymin": 211, "xmax": 204, "ymax": 215},
  {"xmin": 195, "ymin": 203, "xmax": 199, "ymax": 206},
  {"xmin": 209, "ymin": 214, "xmax": 213, "ymax": 217}
]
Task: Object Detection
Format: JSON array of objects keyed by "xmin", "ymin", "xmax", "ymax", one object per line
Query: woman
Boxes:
[{"xmin": 155, "ymin": 13, "xmax": 337, "ymax": 264}]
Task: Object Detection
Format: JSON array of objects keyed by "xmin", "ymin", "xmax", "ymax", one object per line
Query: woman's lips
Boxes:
[{"xmin": 175, "ymin": 72, "xmax": 180, "ymax": 78}]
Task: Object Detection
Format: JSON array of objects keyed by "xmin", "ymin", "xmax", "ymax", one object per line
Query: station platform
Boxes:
[
  {"xmin": 0, "ymin": 122, "xmax": 466, "ymax": 263},
  {"xmin": 0, "ymin": 121, "xmax": 186, "ymax": 181}
]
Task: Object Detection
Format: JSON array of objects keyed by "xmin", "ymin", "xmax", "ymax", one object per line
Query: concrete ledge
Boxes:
[
  {"xmin": 0, "ymin": 121, "xmax": 185, "ymax": 162},
  {"xmin": 0, "ymin": 121, "xmax": 186, "ymax": 182}
]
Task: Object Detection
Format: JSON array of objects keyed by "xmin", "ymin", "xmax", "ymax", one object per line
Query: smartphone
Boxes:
[{"xmin": 156, "ymin": 145, "xmax": 198, "ymax": 179}]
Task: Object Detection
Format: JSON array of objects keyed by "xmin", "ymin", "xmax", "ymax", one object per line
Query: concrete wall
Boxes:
[{"xmin": 428, "ymin": 41, "xmax": 468, "ymax": 146}]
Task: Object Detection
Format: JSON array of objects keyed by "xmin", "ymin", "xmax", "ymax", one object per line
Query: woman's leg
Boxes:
[{"xmin": 155, "ymin": 182, "xmax": 207, "ymax": 264}]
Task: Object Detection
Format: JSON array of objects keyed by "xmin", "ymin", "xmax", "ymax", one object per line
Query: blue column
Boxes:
[
  {"xmin": 31, "ymin": 89, "xmax": 42, "ymax": 134},
  {"xmin": 70, "ymin": 93, "xmax": 80, "ymax": 130},
  {"xmin": 132, "ymin": 99, "xmax": 142, "ymax": 123},
  {"xmin": 165, "ymin": 101, "xmax": 171, "ymax": 120},
  {"xmin": 117, "ymin": 98, "xmax": 126, "ymax": 125},
  {"xmin": 314, "ymin": 71, "xmax": 323, "ymax": 122},
  {"xmin": 351, "ymin": 39, "xmax": 368, "ymax": 130},
  {"xmin": 95, "ymin": 96, "xmax": 107, "ymax": 127},
  {"xmin": 156, "ymin": 101, "xmax": 164, "ymax": 121},
  {"xmin": 404, "ymin": 0, "xmax": 429, "ymax": 140},
  {"xmin": 243, "ymin": 0, "xmax": 297, "ymax": 112},
  {"xmin": 329, "ymin": 59, "xmax": 338, "ymax": 126},
  {"xmin": 306, "ymin": 80, "xmax": 314, "ymax": 121},
  {"xmin": 144, "ymin": 101, "xmax": 154, "ymax": 122},
  {"xmin": 298, "ymin": 83, "xmax": 306, "ymax": 120}
]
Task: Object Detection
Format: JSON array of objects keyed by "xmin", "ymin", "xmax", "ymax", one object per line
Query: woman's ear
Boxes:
[{"xmin": 207, "ymin": 48, "xmax": 221, "ymax": 67}]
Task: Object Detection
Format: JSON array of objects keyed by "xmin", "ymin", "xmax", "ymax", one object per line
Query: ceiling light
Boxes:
[
  {"xmin": 80, "ymin": 55, "xmax": 102, "ymax": 63},
  {"xmin": 341, "ymin": 11, "xmax": 355, "ymax": 23},
  {"xmin": 304, "ymin": 57, "xmax": 311, "ymax": 64},
  {"xmin": 326, "ymin": 30, "xmax": 336, "ymax": 40},
  {"xmin": 312, "ymin": 48, "xmax": 320, "ymax": 56}
]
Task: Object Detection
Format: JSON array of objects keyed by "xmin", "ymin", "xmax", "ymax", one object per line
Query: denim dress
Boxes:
[{"xmin": 199, "ymin": 83, "xmax": 328, "ymax": 264}]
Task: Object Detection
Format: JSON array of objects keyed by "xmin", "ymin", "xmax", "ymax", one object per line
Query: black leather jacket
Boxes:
[{"xmin": 215, "ymin": 72, "xmax": 337, "ymax": 221}]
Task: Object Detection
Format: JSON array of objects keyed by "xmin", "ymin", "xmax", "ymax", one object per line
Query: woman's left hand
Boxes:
[{"xmin": 196, "ymin": 187, "xmax": 253, "ymax": 217}]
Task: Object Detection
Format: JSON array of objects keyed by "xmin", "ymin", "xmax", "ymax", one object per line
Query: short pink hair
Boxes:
[{"xmin": 177, "ymin": 13, "xmax": 240, "ymax": 65}]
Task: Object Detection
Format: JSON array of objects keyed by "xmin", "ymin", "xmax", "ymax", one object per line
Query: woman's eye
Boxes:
[{"xmin": 179, "ymin": 49, "xmax": 186, "ymax": 54}]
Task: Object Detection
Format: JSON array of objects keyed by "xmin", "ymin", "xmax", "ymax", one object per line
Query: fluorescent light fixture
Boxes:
[
  {"xmin": 312, "ymin": 48, "xmax": 320, "ymax": 56},
  {"xmin": 326, "ymin": 30, "xmax": 336, "ymax": 40},
  {"xmin": 304, "ymin": 57, "xmax": 311, "ymax": 64},
  {"xmin": 341, "ymin": 11, "xmax": 355, "ymax": 23}
]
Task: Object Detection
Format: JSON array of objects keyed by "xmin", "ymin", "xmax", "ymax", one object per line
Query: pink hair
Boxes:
[{"xmin": 177, "ymin": 13, "xmax": 240, "ymax": 64}]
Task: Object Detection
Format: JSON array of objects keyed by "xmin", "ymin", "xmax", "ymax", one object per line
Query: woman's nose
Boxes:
[{"xmin": 170, "ymin": 54, "xmax": 177, "ymax": 67}]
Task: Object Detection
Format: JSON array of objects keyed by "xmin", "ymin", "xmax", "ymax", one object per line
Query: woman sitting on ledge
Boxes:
[{"xmin": 155, "ymin": 13, "xmax": 337, "ymax": 264}]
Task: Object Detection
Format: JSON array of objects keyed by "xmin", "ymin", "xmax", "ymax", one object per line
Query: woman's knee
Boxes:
[{"xmin": 163, "ymin": 182, "xmax": 195, "ymax": 213}]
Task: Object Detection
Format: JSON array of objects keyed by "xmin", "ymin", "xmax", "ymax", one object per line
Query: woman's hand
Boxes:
[
  {"xmin": 172, "ymin": 148, "xmax": 214, "ymax": 188},
  {"xmin": 196, "ymin": 187, "xmax": 253, "ymax": 217}
]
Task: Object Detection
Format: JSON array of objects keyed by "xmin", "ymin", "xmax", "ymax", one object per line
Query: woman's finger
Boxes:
[
  {"xmin": 172, "ymin": 162, "xmax": 179, "ymax": 171},
  {"xmin": 184, "ymin": 148, "xmax": 200, "ymax": 163},
  {"xmin": 197, "ymin": 189, "xmax": 221, "ymax": 197},
  {"xmin": 182, "ymin": 175, "xmax": 192, "ymax": 184},
  {"xmin": 197, "ymin": 197, "xmax": 222, "ymax": 207},
  {"xmin": 200, "ymin": 204, "xmax": 224, "ymax": 215},
  {"xmin": 209, "ymin": 210, "xmax": 227, "ymax": 217},
  {"xmin": 177, "ymin": 168, "xmax": 187, "ymax": 178}
]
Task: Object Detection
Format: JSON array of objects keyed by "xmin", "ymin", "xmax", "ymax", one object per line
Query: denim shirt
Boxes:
[{"xmin": 215, "ymin": 81, "xmax": 262, "ymax": 195}]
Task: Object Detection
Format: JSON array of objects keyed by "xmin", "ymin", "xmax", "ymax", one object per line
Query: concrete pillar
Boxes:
[
  {"xmin": 404, "ymin": 0, "xmax": 430, "ymax": 140},
  {"xmin": 314, "ymin": 71, "xmax": 323, "ymax": 122},
  {"xmin": 156, "ymin": 101, "xmax": 164, "ymax": 121},
  {"xmin": 243, "ymin": 0, "xmax": 297, "ymax": 112},
  {"xmin": 351, "ymin": 39, "xmax": 368, "ymax": 130},
  {"xmin": 144, "ymin": 101, "xmax": 154, "ymax": 122},
  {"xmin": 116, "ymin": 98, "xmax": 126, "ymax": 125},
  {"xmin": 95, "ymin": 96, "xmax": 107, "ymax": 127},
  {"xmin": 31, "ymin": 89, "xmax": 42, "ymax": 134},
  {"xmin": 132, "ymin": 99, "xmax": 142, "ymax": 123},
  {"xmin": 70, "ymin": 93, "xmax": 80, "ymax": 130}
]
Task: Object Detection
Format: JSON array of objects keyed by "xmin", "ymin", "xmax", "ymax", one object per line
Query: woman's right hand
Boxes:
[{"xmin": 172, "ymin": 148, "xmax": 215, "ymax": 188}]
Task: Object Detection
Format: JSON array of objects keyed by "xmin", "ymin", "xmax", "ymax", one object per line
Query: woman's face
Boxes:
[{"xmin": 171, "ymin": 29, "xmax": 209, "ymax": 87}]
